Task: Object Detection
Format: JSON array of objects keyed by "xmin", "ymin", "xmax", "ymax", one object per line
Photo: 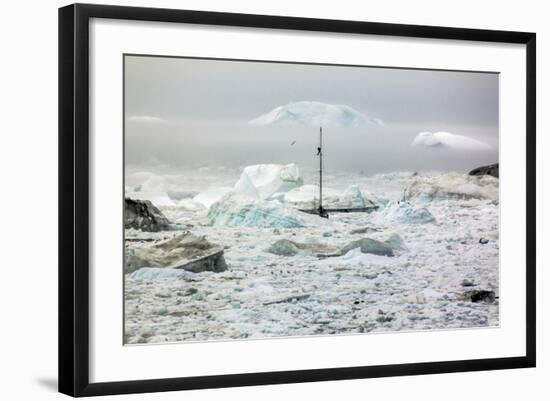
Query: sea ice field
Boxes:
[{"xmin": 124, "ymin": 165, "xmax": 499, "ymax": 344}]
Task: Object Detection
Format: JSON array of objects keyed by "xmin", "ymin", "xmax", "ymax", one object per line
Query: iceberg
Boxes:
[
  {"xmin": 338, "ymin": 185, "xmax": 369, "ymax": 208},
  {"xmin": 233, "ymin": 163, "xmax": 303, "ymax": 200},
  {"xmin": 249, "ymin": 101, "xmax": 383, "ymax": 128},
  {"xmin": 207, "ymin": 192, "xmax": 314, "ymax": 228},
  {"xmin": 373, "ymin": 201, "xmax": 436, "ymax": 225},
  {"xmin": 233, "ymin": 168, "xmax": 261, "ymax": 199},
  {"xmin": 193, "ymin": 186, "xmax": 233, "ymax": 208}
]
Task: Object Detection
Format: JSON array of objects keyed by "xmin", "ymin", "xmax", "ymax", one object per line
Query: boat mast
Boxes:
[{"xmin": 319, "ymin": 126, "xmax": 323, "ymax": 214}]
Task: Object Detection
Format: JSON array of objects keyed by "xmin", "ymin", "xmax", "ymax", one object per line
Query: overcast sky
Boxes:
[{"xmin": 124, "ymin": 55, "xmax": 499, "ymax": 175}]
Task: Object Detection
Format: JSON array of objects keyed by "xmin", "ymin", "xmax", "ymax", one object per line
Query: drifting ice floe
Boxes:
[
  {"xmin": 125, "ymin": 232, "xmax": 227, "ymax": 273},
  {"xmin": 265, "ymin": 234, "xmax": 405, "ymax": 258},
  {"xmin": 373, "ymin": 201, "xmax": 436, "ymax": 225},
  {"xmin": 129, "ymin": 267, "xmax": 194, "ymax": 282}
]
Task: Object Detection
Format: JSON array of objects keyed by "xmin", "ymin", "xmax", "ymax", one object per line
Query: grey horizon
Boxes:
[{"xmin": 124, "ymin": 55, "xmax": 499, "ymax": 175}]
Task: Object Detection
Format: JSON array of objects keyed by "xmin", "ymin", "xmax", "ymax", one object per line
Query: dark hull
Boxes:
[{"xmin": 298, "ymin": 206, "xmax": 379, "ymax": 214}]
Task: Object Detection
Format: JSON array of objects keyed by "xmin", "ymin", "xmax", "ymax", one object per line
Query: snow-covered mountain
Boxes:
[
  {"xmin": 249, "ymin": 101, "xmax": 383, "ymax": 128},
  {"xmin": 411, "ymin": 131, "xmax": 491, "ymax": 151}
]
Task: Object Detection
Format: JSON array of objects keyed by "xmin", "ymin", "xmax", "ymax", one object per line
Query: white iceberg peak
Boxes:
[
  {"xmin": 249, "ymin": 101, "xmax": 383, "ymax": 128},
  {"xmin": 234, "ymin": 163, "xmax": 303, "ymax": 200}
]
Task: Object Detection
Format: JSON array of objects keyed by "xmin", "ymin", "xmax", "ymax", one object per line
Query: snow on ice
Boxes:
[
  {"xmin": 373, "ymin": 201, "xmax": 436, "ymax": 225},
  {"xmin": 284, "ymin": 184, "xmax": 377, "ymax": 209},
  {"xmin": 129, "ymin": 267, "xmax": 195, "ymax": 282},
  {"xmin": 405, "ymin": 172, "xmax": 499, "ymax": 201},
  {"xmin": 124, "ymin": 165, "xmax": 500, "ymax": 344},
  {"xmin": 206, "ymin": 192, "xmax": 318, "ymax": 228},
  {"xmin": 233, "ymin": 163, "xmax": 303, "ymax": 200},
  {"xmin": 193, "ymin": 186, "xmax": 233, "ymax": 208}
]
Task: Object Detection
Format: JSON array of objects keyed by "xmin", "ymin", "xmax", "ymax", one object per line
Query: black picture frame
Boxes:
[{"xmin": 59, "ymin": 3, "xmax": 536, "ymax": 397}]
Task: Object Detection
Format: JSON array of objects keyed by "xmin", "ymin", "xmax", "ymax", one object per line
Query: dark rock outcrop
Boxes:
[
  {"xmin": 125, "ymin": 198, "xmax": 171, "ymax": 232},
  {"xmin": 461, "ymin": 289, "xmax": 496, "ymax": 303},
  {"xmin": 125, "ymin": 232, "xmax": 227, "ymax": 273},
  {"xmin": 469, "ymin": 163, "xmax": 499, "ymax": 178}
]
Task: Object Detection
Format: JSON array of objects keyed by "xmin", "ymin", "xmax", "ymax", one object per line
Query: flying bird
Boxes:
[{"xmin": 290, "ymin": 140, "xmax": 296, "ymax": 146}]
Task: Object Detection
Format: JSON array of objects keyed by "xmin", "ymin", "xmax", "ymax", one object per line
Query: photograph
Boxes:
[{"xmin": 123, "ymin": 54, "xmax": 500, "ymax": 345}]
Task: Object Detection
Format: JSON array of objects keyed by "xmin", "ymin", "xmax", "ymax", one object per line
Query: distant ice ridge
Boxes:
[
  {"xmin": 126, "ymin": 171, "xmax": 204, "ymax": 207},
  {"xmin": 405, "ymin": 172, "xmax": 498, "ymax": 201},
  {"xmin": 249, "ymin": 101, "xmax": 383, "ymax": 128},
  {"xmin": 207, "ymin": 192, "xmax": 317, "ymax": 228},
  {"xmin": 373, "ymin": 201, "xmax": 436, "ymax": 225},
  {"xmin": 411, "ymin": 131, "xmax": 491, "ymax": 151},
  {"xmin": 283, "ymin": 184, "xmax": 377, "ymax": 209}
]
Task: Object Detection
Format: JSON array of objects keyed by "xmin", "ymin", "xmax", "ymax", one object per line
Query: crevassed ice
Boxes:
[
  {"xmin": 373, "ymin": 201, "xmax": 436, "ymax": 225},
  {"xmin": 207, "ymin": 192, "xmax": 316, "ymax": 228}
]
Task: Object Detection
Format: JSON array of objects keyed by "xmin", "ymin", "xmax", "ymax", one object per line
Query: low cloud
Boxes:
[
  {"xmin": 411, "ymin": 131, "xmax": 491, "ymax": 151},
  {"xmin": 127, "ymin": 115, "xmax": 165, "ymax": 124}
]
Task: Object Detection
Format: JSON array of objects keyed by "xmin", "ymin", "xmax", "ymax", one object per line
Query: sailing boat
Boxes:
[{"xmin": 299, "ymin": 126, "xmax": 379, "ymax": 218}]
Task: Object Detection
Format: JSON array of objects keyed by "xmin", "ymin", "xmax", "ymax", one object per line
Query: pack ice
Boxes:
[{"xmin": 405, "ymin": 172, "xmax": 499, "ymax": 201}]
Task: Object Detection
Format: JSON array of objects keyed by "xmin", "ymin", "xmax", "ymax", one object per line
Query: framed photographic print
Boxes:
[{"xmin": 58, "ymin": 3, "xmax": 536, "ymax": 397}]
